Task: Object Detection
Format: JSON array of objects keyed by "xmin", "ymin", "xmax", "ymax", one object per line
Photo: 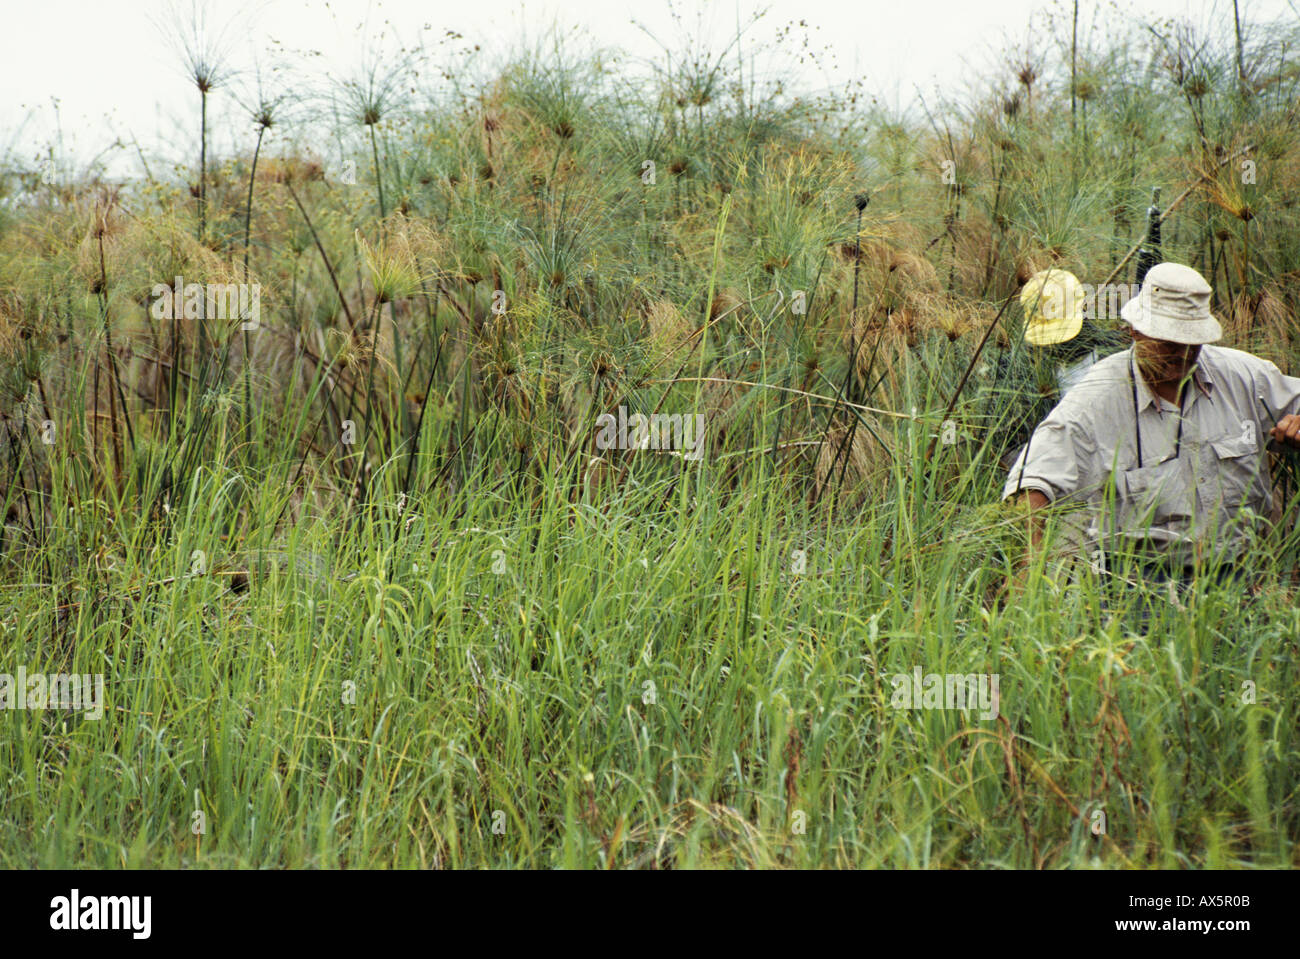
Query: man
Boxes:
[
  {"xmin": 1004, "ymin": 262, "xmax": 1300, "ymax": 587},
  {"xmin": 998, "ymin": 267, "xmax": 1124, "ymax": 472},
  {"xmin": 1019, "ymin": 266, "xmax": 1125, "ymax": 384}
]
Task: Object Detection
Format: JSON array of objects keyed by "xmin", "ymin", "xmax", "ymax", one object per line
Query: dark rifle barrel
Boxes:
[{"xmin": 1134, "ymin": 186, "xmax": 1162, "ymax": 287}]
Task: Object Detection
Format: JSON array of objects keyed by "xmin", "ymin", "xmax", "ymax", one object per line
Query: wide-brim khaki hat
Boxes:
[
  {"xmin": 1120, "ymin": 262, "xmax": 1222, "ymax": 345},
  {"xmin": 1020, "ymin": 268, "xmax": 1084, "ymax": 346}
]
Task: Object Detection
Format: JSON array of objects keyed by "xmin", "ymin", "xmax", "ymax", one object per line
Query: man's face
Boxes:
[{"xmin": 1131, "ymin": 329, "xmax": 1200, "ymax": 382}]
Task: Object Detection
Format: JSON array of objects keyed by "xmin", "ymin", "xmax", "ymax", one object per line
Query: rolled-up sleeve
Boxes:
[
  {"xmin": 1001, "ymin": 412, "xmax": 1091, "ymax": 503},
  {"xmin": 1252, "ymin": 358, "xmax": 1300, "ymax": 423}
]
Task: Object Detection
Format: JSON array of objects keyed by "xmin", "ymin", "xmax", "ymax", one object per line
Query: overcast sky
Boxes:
[{"xmin": 2, "ymin": 0, "xmax": 1294, "ymax": 177}]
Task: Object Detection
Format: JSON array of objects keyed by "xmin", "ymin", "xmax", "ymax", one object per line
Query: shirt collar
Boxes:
[{"xmin": 1128, "ymin": 345, "xmax": 1214, "ymax": 412}]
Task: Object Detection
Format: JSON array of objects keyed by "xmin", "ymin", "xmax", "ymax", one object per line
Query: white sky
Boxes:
[{"xmin": 2, "ymin": 0, "xmax": 1294, "ymax": 177}]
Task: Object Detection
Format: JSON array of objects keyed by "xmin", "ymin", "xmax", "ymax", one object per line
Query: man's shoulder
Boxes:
[
  {"xmin": 1075, "ymin": 347, "xmax": 1131, "ymax": 378},
  {"xmin": 1055, "ymin": 348, "xmax": 1130, "ymax": 415},
  {"xmin": 1200, "ymin": 344, "xmax": 1280, "ymax": 376}
]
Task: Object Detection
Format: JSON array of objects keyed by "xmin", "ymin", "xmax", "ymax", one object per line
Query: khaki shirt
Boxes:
[{"xmin": 1002, "ymin": 344, "xmax": 1300, "ymax": 565}]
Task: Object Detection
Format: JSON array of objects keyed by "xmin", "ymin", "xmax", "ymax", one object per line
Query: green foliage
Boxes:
[{"xmin": 0, "ymin": 6, "xmax": 1297, "ymax": 868}]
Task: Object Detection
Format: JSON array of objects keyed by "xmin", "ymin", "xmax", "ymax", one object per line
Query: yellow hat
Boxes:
[{"xmin": 1020, "ymin": 268, "xmax": 1084, "ymax": 346}]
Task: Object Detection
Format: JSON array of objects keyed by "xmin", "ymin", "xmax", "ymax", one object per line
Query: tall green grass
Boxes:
[{"xmin": 0, "ymin": 7, "xmax": 1297, "ymax": 868}]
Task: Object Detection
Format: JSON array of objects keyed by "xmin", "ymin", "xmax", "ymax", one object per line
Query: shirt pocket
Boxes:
[
  {"xmin": 1119, "ymin": 456, "xmax": 1195, "ymax": 530},
  {"xmin": 1208, "ymin": 428, "xmax": 1260, "ymax": 507}
]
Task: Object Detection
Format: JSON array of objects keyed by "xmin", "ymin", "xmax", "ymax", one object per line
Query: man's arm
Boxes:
[
  {"xmin": 1013, "ymin": 489, "xmax": 1050, "ymax": 549},
  {"xmin": 1253, "ymin": 358, "xmax": 1300, "ymax": 448},
  {"xmin": 1001, "ymin": 411, "xmax": 1087, "ymax": 590},
  {"xmin": 1001, "ymin": 419, "xmax": 1080, "ymax": 513},
  {"xmin": 1001, "ymin": 488, "xmax": 1051, "ymax": 597}
]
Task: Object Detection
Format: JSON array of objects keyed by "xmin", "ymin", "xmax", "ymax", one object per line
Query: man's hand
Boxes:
[
  {"xmin": 1269, "ymin": 413, "xmax": 1300, "ymax": 449},
  {"xmin": 1000, "ymin": 489, "xmax": 1050, "ymax": 599},
  {"xmin": 1018, "ymin": 489, "xmax": 1050, "ymax": 542}
]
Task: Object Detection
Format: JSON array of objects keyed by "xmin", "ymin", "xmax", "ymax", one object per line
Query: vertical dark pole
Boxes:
[
  {"xmin": 849, "ymin": 193, "xmax": 868, "ymax": 405},
  {"xmin": 1135, "ymin": 187, "xmax": 1162, "ymax": 287}
]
